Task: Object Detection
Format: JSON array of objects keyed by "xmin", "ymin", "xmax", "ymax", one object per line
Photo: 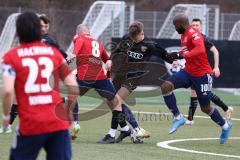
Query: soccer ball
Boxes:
[{"xmin": 130, "ymin": 129, "xmax": 145, "ymax": 144}]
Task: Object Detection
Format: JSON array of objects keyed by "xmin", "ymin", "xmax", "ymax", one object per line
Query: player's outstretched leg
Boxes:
[
  {"xmin": 161, "ymin": 81, "xmax": 185, "ymax": 134},
  {"xmin": 121, "ymin": 104, "xmax": 151, "ymax": 138},
  {"xmin": 210, "ymin": 93, "xmax": 234, "ymax": 120},
  {"xmin": 201, "ymin": 105, "xmax": 232, "ymax": 144}
]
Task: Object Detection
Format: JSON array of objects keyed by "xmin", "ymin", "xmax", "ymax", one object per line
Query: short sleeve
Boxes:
[{"xmin": 1, "ymin": 52, "xmax": 16, "ymax": 77}]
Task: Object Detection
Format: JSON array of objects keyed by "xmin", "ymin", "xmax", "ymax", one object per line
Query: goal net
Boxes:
[
  {"xmin": 229, "ymin": 20, "xmax": 240, "ymax": 40},
  {"xmin": 0, "ymin": 13, "xmax": 19, "ymax": 59},
  {"xmin": 66, "ymin": 1, "xmax": 134, "ymax": 55},
  {"xmin": 156, "ymin": 4, "xmax": 219, "ymax": 39}
]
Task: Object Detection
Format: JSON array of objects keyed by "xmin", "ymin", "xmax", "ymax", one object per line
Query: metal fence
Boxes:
[
  {"xmin": 0, "ymin": 6, "xmax": 86, "ymax": 50},
  {"xmin": 0, "ymin": 7, "xmax": 240, "ymax": 52},
  {"xmin": 135, "ymin": 11, "xmax": 240, "ymax": 40},
  {"xmin": 219, "ymin": 13, "xmax": 240, "ymax": 40},
  {"xmin": 135, "ymin": 11, "xmax": 168, "ymax": 38}
]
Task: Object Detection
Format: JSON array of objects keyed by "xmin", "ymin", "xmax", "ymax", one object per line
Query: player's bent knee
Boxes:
[
  {"xmin": 200, "ymin": 104, "xmax": 211, "ymax": 114},
  {"xmin": 190, "ymin": 89, "xmax": 197, "ymax": 97},
  {"xmin": 161, "ymin": 81, "xmax": 174, "ymax": 94},
  {"xmin": 109, "ymin": 95, "xmax": 122, "ymax": 111}
]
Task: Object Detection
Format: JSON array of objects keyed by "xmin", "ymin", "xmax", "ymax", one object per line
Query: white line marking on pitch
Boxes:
[
  {"xmin": 157, "ymin": 137, "xmax": 240, "ymax": 159},
  {"xmin": 79, "ymin": 108, "xmax": 240, "ymax": 121}
]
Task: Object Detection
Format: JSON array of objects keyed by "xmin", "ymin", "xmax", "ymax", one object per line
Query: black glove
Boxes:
[{"xmin": 167, "ymin": 52, "xmax": 184, "ymax": 61}]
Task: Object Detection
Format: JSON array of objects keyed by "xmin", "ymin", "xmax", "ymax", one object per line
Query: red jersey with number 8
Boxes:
[
  {"xmin": 2, "ymin": 41, "xmax": 70, "ymax": 136},
  {"xmin": 73, "ymin": 33, "xmax": 109, "ymax": 80}
]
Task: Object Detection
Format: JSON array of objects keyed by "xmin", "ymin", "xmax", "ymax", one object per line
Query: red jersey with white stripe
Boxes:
[
  {"xmin": 2, "ymin": 41, "xmax": 70, "ymax": 136},
  {"xmin": 73, "ymin": 33, "xmax": 109, "ymax": 80},
  {"xmin": 179, "ymin": 25, "xmax": 213, "ymax": 77}
]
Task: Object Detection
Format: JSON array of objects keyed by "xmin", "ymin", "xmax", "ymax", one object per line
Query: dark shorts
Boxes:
[
  {"xmin": 111, "ymin": 74, "xmax": 137, "ymax": 93},
  {"xmin": 77, "ymin": 79, "xmax": 116, "ymax": 101},
  {"xmin": 168, "ymin": 69, "xmax": 213, "ymax": 106},
  {"xmin": 10, "ymin": 130, "xmax": 71, "ymax": 160},
  {"xmin": 121, "ymin": 81, "xmax": 137, "ymax": 92}
]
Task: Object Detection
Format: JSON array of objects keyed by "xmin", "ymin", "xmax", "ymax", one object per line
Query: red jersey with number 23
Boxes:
[
  {"xmin": 2, "ymin": 41, "xmax": 70, "ymax": 136},
  {"xmin": 179, "ymin": 25, "xmax": 213, "ymax": 77},
  {"xmin": 73, "ymin": 33, "xmax": 109, "ymax": 80}
]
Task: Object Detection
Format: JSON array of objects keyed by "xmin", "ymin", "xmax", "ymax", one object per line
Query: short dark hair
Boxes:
[
  {"xmin": 16, "ymin": 12, "xmax": 41, "ymax": 43},
  {"xmin": 192, "ymin": 18, "xmax": 202, "ymax": 24},
  {"xmin": 39, "ymin": 15, "xmax": 50, "ymax": 24},
  {"xmin": 128, "ymin": 21, "xmax": 144, "ymax": 38}
]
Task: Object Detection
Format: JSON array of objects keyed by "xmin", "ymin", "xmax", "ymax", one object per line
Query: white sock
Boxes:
[
  {"xmin": 73, "ymin": 121, "xmax": 78, "ymax": 126},
  {"xmin": 222, "ymin": 122, "xmax": 229, "ymax": 130},
  {"xmin": 120, "ymin": 125, "xmax": 130, "ymax": 132},
  {"xmin": 134, "ymin": 127, "xmax": 140, "ymax": 132},
  {"xmin": 175, "ymin": 114, "xmax": 181, "ymax": 120},
  {"xmin": 108, "ymin": 129, "xmax": 116, "ymax": 137}
]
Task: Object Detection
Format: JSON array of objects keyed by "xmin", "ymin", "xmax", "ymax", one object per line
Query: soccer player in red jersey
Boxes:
[
  {"xmin": 161, "ymin": 13, "xmax": 232, "ymax": 144},
  {"xmin": 0, "ymin": 14, "xmax": 74, "ymax": 134},
  {"xmin": 185, "ymin": 18, "xmax": 233, "ymax": 125},
  {"xmin": 67, "ymin": 24, "xmax": 130, "ymax": 144},
  {"xmin": 1, "ymin": 12, "xmax": 78, "ymax": 159}
]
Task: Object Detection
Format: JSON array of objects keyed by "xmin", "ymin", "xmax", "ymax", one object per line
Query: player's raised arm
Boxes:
[{"xmin": 152, "ymin": 43, "xmax": 174, "ymax": 64}]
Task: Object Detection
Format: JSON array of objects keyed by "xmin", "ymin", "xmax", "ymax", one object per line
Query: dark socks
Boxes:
[
  {"xmin": 211, "ymin": 94, "xmax": 228, "ymax": 112},
  {"xmin": 111, "ymin": 110, "xmax": 128, "ymax": 130},
  {"xmin": 209, "ymin": 108, "xmax": 225, "ymax": 126},
  {"xmin": 163, "ymin": 92, "xmax": 180, "ymax": 117},
  {"xmin": 111, "ymin": 110, "xmax": 120, "ymax": 129},
  {"xmin": 73, "ymin": 102, "xmax": 79, "ymax": 121},
  {"xmin": 122, "ymin": 104, "xmax": 139, "ymax": 128},
  {"xmin": 188, "ymin": 97, "xmax": 198, "ymax": 121}
]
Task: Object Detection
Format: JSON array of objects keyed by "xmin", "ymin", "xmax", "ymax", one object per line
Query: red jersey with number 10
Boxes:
[
  {"xmin": 179, "ymin": 25, "xmax": 213, "ymax": 77},
  {"xmin": 73, "ymin": 33, "xmax": 109, "ymax": 80},
  {"xmin": 2, "ymin": 41, "xmax": 70, "ymax": 136}
]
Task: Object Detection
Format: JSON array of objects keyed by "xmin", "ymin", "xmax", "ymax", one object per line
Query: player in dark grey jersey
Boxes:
[{"xmin": 108, "ymin": 21, "xmax": 173, "ymax": 143}]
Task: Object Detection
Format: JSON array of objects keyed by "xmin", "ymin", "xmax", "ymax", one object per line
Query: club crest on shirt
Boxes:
[{"xmin": 141, "ymin": 46, "xmax": 147, "ymax": 52}]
